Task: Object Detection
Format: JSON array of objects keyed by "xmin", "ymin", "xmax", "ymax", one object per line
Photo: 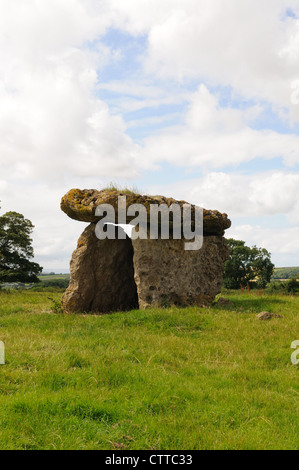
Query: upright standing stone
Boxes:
[
  {"xmin": 132, "ymin": 236, "xmax": 228, "ymax": 309},
  {"xmin": 61, "ymin": 224, "xmax": 138, "ymax": 313}
]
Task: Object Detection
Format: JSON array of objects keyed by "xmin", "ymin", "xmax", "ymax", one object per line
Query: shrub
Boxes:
[
  {"xmin": 285, "ymin": 277, "xmax": 299, "ymax": 293},
  {"xmin": 31, "ymin": 278, "xmax": 69, "ymax": 290}
]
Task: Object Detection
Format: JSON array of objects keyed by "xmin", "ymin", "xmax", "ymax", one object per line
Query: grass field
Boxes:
[
  {"xmin": 0, "ymin": 290, "xmax": 298, "ymax": 450},
  {"xmin": 38, "ymin": 274, "xmax": 70, "ymax": 281}
]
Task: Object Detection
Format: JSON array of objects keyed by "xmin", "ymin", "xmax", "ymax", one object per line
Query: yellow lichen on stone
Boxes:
[{"xmin": 60, "ymin": 188, "xmax": 231, "ymax": 235}]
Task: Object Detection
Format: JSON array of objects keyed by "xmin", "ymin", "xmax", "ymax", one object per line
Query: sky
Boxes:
[{"xmin": 1, "ymin": 0, "xmax": 299, "ymax": 270}]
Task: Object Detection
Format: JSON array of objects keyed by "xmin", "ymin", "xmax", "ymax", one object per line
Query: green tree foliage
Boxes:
[
  {"xmin": 32, "ymin": 278, "xmax": 69, "ymax": 291},
  {"xmin": 266, "ymin": 278, "xmax": 299, "ymax": 294},
  {"xmin": 271, "ymin": 267, "xmax": 299, "ymax": 280},
  {"xmin": 285, "ymin": 277, "xmax": 299, "ymax": 293},
  {"xmin": 223, "ymin": 238, "xmax": 274, "ymax": 289},
  {"xmin": 0, "ymin": 210, "xmax": 42, "ymax": 283}
]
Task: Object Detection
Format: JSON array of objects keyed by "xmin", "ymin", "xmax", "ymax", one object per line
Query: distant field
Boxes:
[
  {"xmin": 0, "ymin": 274, "xmax": 70, "ymax": 292},
  {"xmin": 272, "ymin": 267, "xmax": 299, "ymax": 280},
  {"xmin": 0, "ymin": 290, "xmax": 298, "ymax": 450},
  {"xmin": 38, "ymin": 274, "xmax": 70, "ymax": 281},
  {"xmin": 38, "ymin": 268, "xmax": 299, "ymax": 282}
]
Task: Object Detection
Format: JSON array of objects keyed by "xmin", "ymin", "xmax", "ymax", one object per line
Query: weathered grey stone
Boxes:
[
  {"xmin": 61, "ymin": 188, "xmax": 231, "ymax": 236},
  {"xmin": 61, "ymin": 224, "xmax": 138, "ymax": 313},
  {"xmin": 132, "ymin": 236, "xmax": 228, "ymax": 309},
  {"xmin": 61, "ymin": 188, "xmax": 231, "ymax": 314},
  {"xmin": 256, "ymin": 311, "xmax": 283, "ymax": 320}
]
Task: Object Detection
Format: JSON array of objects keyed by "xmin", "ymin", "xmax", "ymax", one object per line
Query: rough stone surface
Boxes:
[
  {"xmin": 132, "ymin": 236, "xmax": 229, "ymax": 309},
  {"xmin": 61, "ymin": 188, "xmax": 231, "ymax": 314},
  {"xmin": 61, "ymin": 188, "xmax": 231, "ymax": 236},
  {"xmin": 256, "ymin": 312, "xmax": 283, "ymax": 320},
  {"xmin": 61, "ymin": 224, "xmax": 138, "ymax": 313}
]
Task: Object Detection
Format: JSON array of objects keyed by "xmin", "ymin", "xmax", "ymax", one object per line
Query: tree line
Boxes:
[
  {"xmin": 0, "ymin": 202, "xmax": 42, "ymax": 283},
  {"xmin": 272, "ymin": 267, "xmax": 299, "ymax": 280}
]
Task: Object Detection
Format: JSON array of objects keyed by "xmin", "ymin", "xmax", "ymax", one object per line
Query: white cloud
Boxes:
[
  {"xmin": 142, "ymin": 85, "xmax": 299, "ymax": 169},
  {"xmin": 138, "ymin": 0, "xmax": 299, "ymax": 120},
  {"xmin": 1, "ymin": 2, "xmax": 299, "ymax": 185},
  {"xmin": 96, "ymin": 1, "xmax": 299, "ymax": 120},
  {"xmin": 148, "ymin": 170, "xmax": 299, "ymax": 222},
  {"xmin": 228, "ymin": 224, "xmax": 299, "ymax": 266},
  {"xmin": 0, "ymin": 0, "xmax": 141, "ymax": 183},
  {"xmin": 98, "ymin": 81, "xmax": 191, "ymax": 115}
]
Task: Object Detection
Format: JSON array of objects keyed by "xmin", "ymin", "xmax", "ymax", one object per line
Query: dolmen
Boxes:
[{"xmin": 61, "ymin": 188, "xmax": 231, "ymax": 313}]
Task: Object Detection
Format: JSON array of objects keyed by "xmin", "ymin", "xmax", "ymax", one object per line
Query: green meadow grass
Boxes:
[
  {"xmin": 0, "ymin": 290, "xmax": 298, "ymax": 450},
  {"xmin": 38, "ymin": 274, "xmax": 70, "ymax": 281}
]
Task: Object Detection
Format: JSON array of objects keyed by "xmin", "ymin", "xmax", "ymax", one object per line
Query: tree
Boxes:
[
  {"xmin": 223, "ymin": 238, "xmax": 274, "ymax": 289},
  {"xmin": 0, "ymin": 210, "xmax": 42, "ymax": 283},
  {"xmin": 285, "ymin": 277, "xmax": 299, "ymax": 293}
]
